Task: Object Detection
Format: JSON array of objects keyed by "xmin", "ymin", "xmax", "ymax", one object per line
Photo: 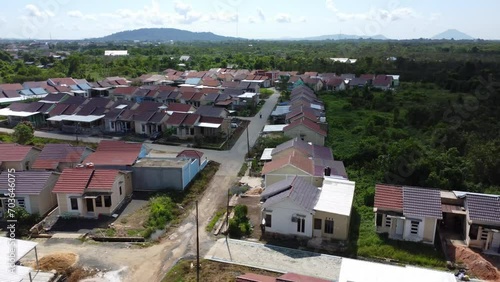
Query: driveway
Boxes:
[
  {"xmin": 205, "ymin": 238, "xmax": 342, "ymax": 280},
  {"xmin": 16, "ymin": 93, "xmax": 280, "ymax": 282}
]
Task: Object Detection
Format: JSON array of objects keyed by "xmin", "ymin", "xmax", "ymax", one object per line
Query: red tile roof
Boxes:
[
  {"xmin": 167, "ymin": 103, "xmax": 192, "ymax": 113},
  {"xmin": 84, "ymin": 140, "xmax": 143, "ymax": 166},
  {"xmin": 114, "ymin": 86, "xmax": 138, "ymax": 95},
  {"xmin": 177, "ymin": 150, "xmax": 204, "ymax": 160},
  {"xmin": 52, "ymin": 168, "xmax": 94, "ymax": 194},
  {"xmin": 183, "ymin": 113, "xmax": 200, "ymax": 126},
  {"xmin": 262, "ymin": 151, "xmax": 314, "ymax": 175},
  {"xmin": 0, "ymin": 144, "xmax": 37, "ymax": 162},
  {"xmin": 0, "ymin": 83, "xmax": 23, "ymax": 91},
  {"xmin": 284, "ymin": 118, "xmax": 327, "ymax": 137},
  {"xmin": 374, "ymin": 184, "xmax": 404, "ymax": 211},
  {"xmin": 49, "ymin": 77, "xmax": 77, "ymax": 86},
  {"xmin": 87, "ymin": 170, "xmax": 119, "ymax": 191},
  {"xmin": 166, "ymin": 112, "xmax": 187, "ymax": 125}
]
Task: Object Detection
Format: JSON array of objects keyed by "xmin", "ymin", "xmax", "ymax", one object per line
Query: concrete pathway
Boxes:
[{"xmin": 205, "ymin": 238, "xmax": 342, "ymax": 280}]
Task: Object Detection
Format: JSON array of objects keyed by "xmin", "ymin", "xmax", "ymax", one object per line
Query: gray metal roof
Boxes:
[
  {"xmin": 263, "ymin": 176, "xmax": 320, "ymax": 213},
  {"xmin": 261, "ymin": 177, "xmax": 295, "ymax": 200},
  {"xmin": 466, "ymin": 194, "xmax": 500, "ymax": 225},
  {"xmin": 0, "ymin": 171, "xmax": 58, "ymax": 195},
  {"xmin": 403, "ymin": 186, "xmax": 443, "ymax": 219}
]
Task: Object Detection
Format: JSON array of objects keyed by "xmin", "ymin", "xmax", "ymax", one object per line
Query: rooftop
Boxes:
[
  {"xmin": 0, "ymin": 171, "xmax": 57, "ymax": 195},
  {"xmin": 314, "ymin": 177, "xmax": 355, "ymax": 216},
  {"xmin": 133, "ymin": 157, "xmax": 189, "ymax": 168}
]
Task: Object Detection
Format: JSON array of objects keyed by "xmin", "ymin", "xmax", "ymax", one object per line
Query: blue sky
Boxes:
[{"xmin": 0, "ymin": 0, "xmax": 498, "ymax": 40}]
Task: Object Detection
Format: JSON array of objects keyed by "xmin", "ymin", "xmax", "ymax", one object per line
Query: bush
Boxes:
[
  {"xmin": 147, "ymin": 196, "xmax": 175, "ymax": 230},
  {"xmin": 13, "ymin": 121, "xmax": 34, "ymax": 145},
  {"xmin": 229, "ymin": 205, "xmax": 251, "ymax": 238}
]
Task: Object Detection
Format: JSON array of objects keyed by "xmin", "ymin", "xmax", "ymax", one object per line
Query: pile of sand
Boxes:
[
  {"xmin": 451, "ymin": 246, "xmax": 500, "ymax": 281},
  {"xmin": 34, "ymin": 252, "xmax": 78, "ymax": 274},
  {"xmin": 245, "ymin": 187, "xmax": 263, "ymax": 196}
]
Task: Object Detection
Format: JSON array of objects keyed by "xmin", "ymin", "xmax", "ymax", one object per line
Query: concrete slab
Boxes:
[
  {"xmin": 205, "ymin": 238, "xmax": 342, "ymax": 280},
  {"xmin": 51, "ymin": 233, "xmax": 86, "ymax": 239},
  {"xmin": 24, "ymin": 271, "xmax": 57, "ymax": 282}
]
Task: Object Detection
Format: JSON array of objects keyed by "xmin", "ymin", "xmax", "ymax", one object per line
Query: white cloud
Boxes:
[
  {"xmin": 248, "ymin": 16, "xmax": 257, "ymax": 24},
  {"xmin": 257, "ymin": 8, "xmax": 266, "ymax": 21},
  {"xmin": 298, "ymin": 16, "xmax": 307, "ymax": 23},
  {"xmin": 325, "ymin": 1, "xmax": 416, "ymax": 22},
  {"xmin": 67, "ymin": 10, "xmax": 97, "ymax": 21},
  {"xmin": 326, "ymin": 0, "xmax": 339, "ymax": 13},
  {"xmin": 25, "ymin": 4, "xmax": 54, "ymax": 18},
  {"xmin": 211, "ymin": 12, "xmax": 238, "ymax": 23},
  {"xmin": 174, "ymin": 1, "xmax": 192, "ymax": 15},
  {"xmin": 275, "ymin": 13, "xmax": 292, "ymax": 23}
]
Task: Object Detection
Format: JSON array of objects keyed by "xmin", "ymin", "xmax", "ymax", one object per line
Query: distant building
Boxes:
[{"xmin": 104, "ymin": 50, "xmax": 128, "ymax": 56}]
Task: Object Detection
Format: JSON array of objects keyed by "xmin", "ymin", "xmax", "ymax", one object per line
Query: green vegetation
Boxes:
[
  {"xmin": 228, "ymin": 205, "xmax": 252, "ymax": 238},
  {"xmin": 12, "ymin": 122, "xmax": 34, "ymax": 145},
  {"xmin": 237, "ymin": 162, "xmax": 248, "ymax": 177},
  {"xmin": 259, "ymin": 88, "xmax": 274, "ymax": 99},
  {"xmin": 9, "ymin": 207, "xmax": 41, "ymax": 238},
  {"xmin": 205, "ymin": 209, "xmax": 225, "ymax": 232},
  {"xmin": 147, "ymin": 196, "xmax": 176, "ymax": 230},
  {"xmin": 0, "ymin": 132, "xmax": 98, "ymax": 149}
]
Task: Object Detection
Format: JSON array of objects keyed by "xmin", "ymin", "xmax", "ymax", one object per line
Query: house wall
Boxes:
[
  {"xmin": 402, "ymin": 216, "xmax": 427, "ymax": 243},
  {"xmin": 30, "ymin": 173, "xmax": 58, "ymax": 215},
  {"xmin": 313, "ymin": 210, "xmax": 350, "ymax": 240},
  {"xmin": 57, "ymin": 193, "xmax": 84, "ymax": 216},
  {"xmin": 263, "ymin": 198, "xmax": 314, "ymax": 238},
  {"xmin": 24, "ymin": 149, "xmax": 41, "ymax": 170},
  {"xmin": 284, "ymin": 126, "xmax": 325, "ymax": 146},
  {"xmin": 423, "ymin": 217, "xmax": 437, "ymax": 244},
  {"xmin": 0, "ymin": 161, "xmax": 23, "ymax": 172},
  {"xmin": 132, "ymin": 166, "xmax": 183, "ymax": 191},
  {"xmin": 183, "ymin": 159, "xmax": 200, "ymax": 189}
]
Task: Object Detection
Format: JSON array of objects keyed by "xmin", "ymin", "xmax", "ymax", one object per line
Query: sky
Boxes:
[{"xmin": 0, "ymin": 0, "xmax": 498, "ymax": 40}]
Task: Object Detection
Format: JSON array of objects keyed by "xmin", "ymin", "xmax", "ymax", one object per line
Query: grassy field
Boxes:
[
  {"xmin": 0, "ymin": 132, "xmax": 98, "ymax": 149},
  {"xmin": 163, "ymin": 259, "xmax": 280, "ymax": 282}
]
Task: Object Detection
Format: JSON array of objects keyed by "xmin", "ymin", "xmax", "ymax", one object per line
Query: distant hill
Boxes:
[
  {"xmin": 91, "ymin": 28, "xmax": 240, "ymax": 42},
  {"xmin": 432, "ymin": 29, "xmax": 474, "ymax": 40},
  {"xmin": 280, "ymin": 34, "xmax": 388, "ymax": 41}
]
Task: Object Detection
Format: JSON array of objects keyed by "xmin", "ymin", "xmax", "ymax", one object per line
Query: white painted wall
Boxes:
[
  {"xmin": 403, "ymin": 216, "xmax": 425, "ymax": 242},
  {"xmin": 263, "ymin": 198, "xmax": 313, "ymax": 238}
]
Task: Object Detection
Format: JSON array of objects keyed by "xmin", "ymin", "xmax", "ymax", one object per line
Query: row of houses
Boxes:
[
  {"xmin": 374, "ymin": 184, "xmax": 500, "ymax": 254},
  {"xmin": 270, "ymin": 85, "xmax": 327, "ymax": 146},
  {"xmin": 0, "ymin": 141, "xmax": 208, "ymax": 218},
  {"xmin": 284, "ymin": 73, "xmax": 399, "ymax": 92},
  {"xmin": 0, "ymin": 95, "xmax": 236, "ymax": 139}
]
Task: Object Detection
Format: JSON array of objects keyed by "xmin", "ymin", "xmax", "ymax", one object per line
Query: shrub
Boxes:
[
  {"xmin": 147, "ymin": 196, "xmax": 175, "ymax": 230},
  {"xmin": 13, "ymin": 121, "xmax": 34, "ymax": 145},
  {"xmin": 229, "ymin": 205, "xmax": 251, "ymax": 238}
]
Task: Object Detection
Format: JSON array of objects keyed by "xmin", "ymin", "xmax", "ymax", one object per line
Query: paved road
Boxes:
[
  {"xmin": 14, "ymin": 92, "xmax": 280, "ymax": 282},
  {"xmin": 205, "ymin": 238, "xmax": 342, "ymax": 280}
]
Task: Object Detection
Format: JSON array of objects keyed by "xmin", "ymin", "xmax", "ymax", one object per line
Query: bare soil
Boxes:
[
  {"xmin": 237, "ymin": 196, "xmax": 263, "ymax": 239},
  {"xmin": 449, "ymin": 245, "xmax": 500, "ymax": 281},
  {"xmin": 33, "ymin": 252, "xmax": 78, "ymax": 273}
]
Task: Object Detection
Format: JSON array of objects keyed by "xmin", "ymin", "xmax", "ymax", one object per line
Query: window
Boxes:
[
  {"xmin": 111, "ymin": 122, "xmax": 114, "ymax": 129},
  {"xmin": 119, "ymin": 186, "xmax": 122, "ymax": 195},
  {"xmin": 314, "ymin": 218, "xmax": 322, "ymax": 230},
  {"xmin": 410, "ymin": 221, "xmax": 419, "ymax": 235},
  {"xmin": 469, "ymin": 224, "xmax": 479, "ymax": 239},
  {"xmin": 190, "ymin": 128, "xmax": 194, "ymax": 135},
  {"xmin": 265, "ymin": 214, "xmax": 272, "ymax": 228},
  {"xmin": 376, "ymin": 213, "xmax": 383, "ymax": 227},
  {"xmin": 95, "ymin": 196, "xmax": 102, "ymax": 207},
  {"xmin": 480, "ymin": 229, "xmax": 489, "ymax": 241},
  {"xmin": 70, "ymin": 198, "xmax": 78, "ymax": 210},
  {"xmin": 385, "ymin": 216, "xmax": 391, "ymax": 227},
  {"xmin": 104, "ymin": 196, "xmax": 112, "ymax": 207},
  {"xmin": 325, "ymin": 218, "xmax": 334, "ymax": 234},
  {"xmin": 296, "ymin": 217, "xmax": 305, "ymax": 233},
  {"xmin": 16, "ymin": 198, "xmax": 25, "ymax": 208},
  {"xmin": 141, "ymin": 124, "xmax": 146, "ymax": 133}
]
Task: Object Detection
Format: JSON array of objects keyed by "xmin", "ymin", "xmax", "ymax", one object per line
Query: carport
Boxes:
[{"xmin": 0, "ymin": 237, "xmax": 40, "ymax": 281}]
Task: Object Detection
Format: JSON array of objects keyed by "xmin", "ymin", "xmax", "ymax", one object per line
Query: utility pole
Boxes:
[
  {"xmin": 196, "ymin": 200, "xmax": 200, "ymax": 282},
  {"xmin": 246, "ymin": 126, "xmax": 250, "ymax": 158},
  {"xmin": 226, "ymin": 188, "xmax": 230, "ymax": 239}
]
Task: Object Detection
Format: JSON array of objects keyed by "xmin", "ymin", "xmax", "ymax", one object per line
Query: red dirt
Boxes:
[{"xmin": 450, "ymin": 245, "xmax": 500, "ymax": 281}]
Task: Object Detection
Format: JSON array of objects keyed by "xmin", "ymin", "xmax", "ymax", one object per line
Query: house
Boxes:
[
  {"xmin": 373, "ymin": 75, "xmax": 393, "ymax": 90},
  {"xmin": 179, "ymin": 55, "xmax": 191, "ymax": 62},
  {"xmin": 165, "ymin": 113, "xmax": 200, "ymax": 139},
  {"xmin": 0, "ymin": 171, "xmax": 60, "ymax": 216},
  {"xmin": 52, "ymin": 168, "xmax": 132, "ymax": 218},
  {"xmin": 132, "ymin": 152, "xmax": 208, "ymax": 191},
  {"xmin": 195, "ymin": 116, "xmax": 230, "ymax": 138},
  {"xmin": 325, "ymin": 78, "xmax": 346, "ymax": 91},
  {"xmin": 463, "ymin": 193, "xmax": 500, "ymax": 253},
  {"xmin": 284, "ymin": 118, "xmax": 327, "ymax": 146},
  {"xmin": 261, "ymin": 175, "xmax": 355, "ymax": 241},
  {"xmin": 112, "ymin": 86, "xmax": 138, "ymax": 101},
  {"xmin": 32, "ymin": 144, "xmax": 94, "ymax": 171},
  {"xmin": 348, "ymin": 77, "xmax": 368, "ymax": 88},
  {"xmin": 287, "ymin": 76, "xmax": 305, "ymax": 91},
  {"xmin": 236, "ymin": 92, "xmax": 260, "ymax": 108},
  {"xmin": 374, "ymin": 184, "xmax": 442, "ymax": 244},
  {"xmin": 83, "ymin": 140, "xmax": 148, "ymax": 170},
  {"xmin": 133, "ymin": 111, "xmax": 169, "ymax": 136},
  {"xmin": 166, "ymin": 103, "xmax": 196, "ymax": 114},
  {"xmin": 271, "ymin": 137, "xmax": 333, "ymax": 161},
  {"xmin": 261, "ymin": 176, "xmax": 320, "ymax": 238},
  {"xmin": 0, "ymin": 144, "xmax": 41, "ymax": 171},
  {"xmin": 302, "ymin": 77, "xmax": 324, "ymax": 92},
  {"xmin": 270, "ymin": 105, "xmax": 291, "ymax": 124},
  {"xmin": 0, "ymin": 102, "xmax": 51, "ymax": 127}
]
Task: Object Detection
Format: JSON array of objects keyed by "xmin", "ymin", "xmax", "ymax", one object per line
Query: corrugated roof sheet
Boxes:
[
  {"xmin": 263, "ymin": 176, "xmax": 320, "ymax": 213},
  {"xmin": 84, "ymin": 140, "xmax": 143, "ymax": 166},
  {"xmin": 261, "ymin": 177, "xmax": 295, "ymax": 200},
  {"xmin": 262, "ymin": 151, "xmax": 314, "ymax": 175},
  {"xmin": 466, "ymin": 194, "xmax": 500, "ymax": 225},
  {"xmin": 32, "ymin": 144, "xmax": 87, "ymax": 170},
  {"xmin": 374, "ymin": 184, "xmax": 404, "ymax": 211},
  {"xmin": 284, "ymin": 118, "xmax": 327, "ymax": 137},
  {"xmin": 0, "ymin": 171, "xmax": 57, "ymax": 195},
  {"xmin": 403, "ymin": 186, "xmax": 443, "ymax": 219},
  {"xmin": 0, "ymin": 144, "xmax": 36, "ymax": 162},
  {"xmin": 167, "ymin": 103, "xmax": 192, "ymax": 112}
]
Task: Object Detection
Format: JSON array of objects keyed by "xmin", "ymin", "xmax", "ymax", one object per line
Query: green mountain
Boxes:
[
  {"xmin": 91, "ymin": 28, "xmax": 240, "ymax": 42},
  {"xmin": 432, "ymin": 29, "xmax": 475, "ymax": 40}
]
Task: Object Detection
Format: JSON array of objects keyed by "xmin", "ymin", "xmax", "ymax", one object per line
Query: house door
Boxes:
[
  {"xmin": 86, "ymin": 199, "xmax": 94, "ymax": 212},
  {"xmin": 395, "ymin": 219, "xmax": 404, "ymax": 236},
  {"xmin": 490, "ymin": 232, "xmax": 500, "ymax": 253}
]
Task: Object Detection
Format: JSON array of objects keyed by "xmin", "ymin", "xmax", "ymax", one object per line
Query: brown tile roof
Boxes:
[
  {"xmin": 403, "ymin": 186, "xmax": 443, "ymax": 219},
  {"xmin": 32, "ymin": 144, "xmax": 88, "ymax": 170},
  {"xmin": 236, "ymin": 273, "xmax": 276, "ymax": 282},
  {"xmin": 278, "ymin": 273, "xmax": 331, "ymax": 282},
  {"xmin": 166, "ymin": 112, "xmax": 187, "ymax": 126},
  {"xmin": 0, "ymin": 83, "xmax": 23, "ymax": 91},
  {"xmin": 374, "ymin": 184, "xmax": 404, "ymax": 211},
  {"xmin": 284, "ymin": 118, "xmax": 327, "ymax": 137},
  {"xmin": 0, "ymin": 171, "xmax": 57, "ymax": 195},
  {"xmin": 0, "ymin": 144, "xmax": 37, "ymax": 162},
  {"xmin": 87, "ymin": 170, "xmax": 120, "ymax": 191},
  {"xmin": 177, "ymin": 150, "xmax": 204, "ymax": 160},
  {"xmin": 262, "ymin": 151, "xmax": 314, "ymax": 175},
  {"xmin": 180, "ymin": 91, "xmax": 196, "ymax": 101},
  {"xmin": 167, "ymin": 103, "xmax": 193, "ymax": 112},
  {"xmin": 114, "ymin": 86, "xmax": 138, "ymax": 95},
  {"xmin": 465, "ymin": 194, "xmax": 500, "ymax": 224},
  {"xmin": 183, "ymin": 113, "xmax": 200, "ymax": 126},
  {"xmin": 52, "ymin": 168, "xmax": 94, "ymax": 194},
  {"xmin": 84, "ymin": 140, "xmax": 143, "ymax": 166},
  {"xmin": 48, "ymin": 77, "xmax": 77, "ymax": 86}
]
